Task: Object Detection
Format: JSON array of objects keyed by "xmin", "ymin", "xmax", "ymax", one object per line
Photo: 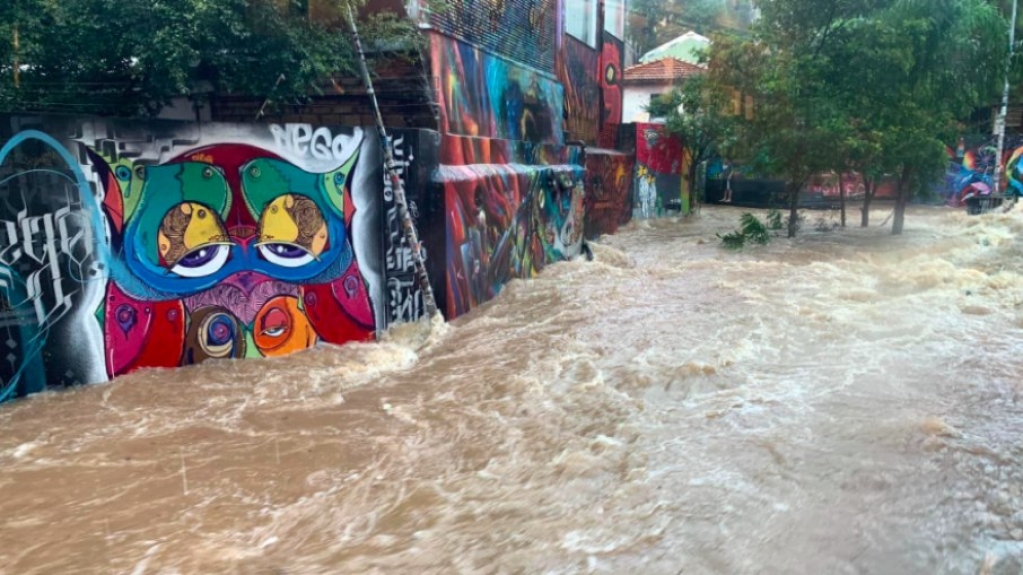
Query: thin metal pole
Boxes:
[
  {"xmin": 255, "ymin": 73, "xmax": 286, "ymax": 121},
  {"xmin": 346, "ymin": 5, "xmax": 440, "ymax": 320},
  {"xmin": 12, "ymin": 25, "xmax": 21, "ymax": 88},
  {"xmin": 993, "ymin": 0, "xmax": 1017, "ymax": 207}
]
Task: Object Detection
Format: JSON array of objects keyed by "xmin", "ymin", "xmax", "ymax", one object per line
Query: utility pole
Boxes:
[
  {"xmin": 993, "ymin": 0, "xmax": 1018, "ymax": 208},
  {"xmin": 345, "ymin": 4, "xmax": 440, "ymax": 321},
  {"xmin": 12, "ymin": 26, "xmax": 20, "ymax": 88}
]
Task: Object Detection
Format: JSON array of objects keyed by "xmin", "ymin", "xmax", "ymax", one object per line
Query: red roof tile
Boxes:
[{"xmin": 624, "ymin": 58, "xmax": 706, "ymax": 84}]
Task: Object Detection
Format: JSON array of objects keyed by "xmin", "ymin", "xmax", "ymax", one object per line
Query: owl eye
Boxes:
[
  {"xmin": 257, "ymin": 242, "xmax": 316, "ymax": 268},
  {"xmin": 170, "ymin": 244, "xmax": 231, "ymax": 278},
  {"xmin": 333, "ymin": 172, "xmax": 345, "ymax": 186},
  {"xmin": 115, "ymin": 166, "xmax": 132, "ymax": 181},
  {"xmin": 261, "ymin": 326, "xmax": 287, "ymax": 338}
]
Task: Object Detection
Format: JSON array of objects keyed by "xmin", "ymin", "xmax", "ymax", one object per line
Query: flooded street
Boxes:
[{"xmin": 3, "ymin": 204, "xmax": 1023, "ymax": 575}]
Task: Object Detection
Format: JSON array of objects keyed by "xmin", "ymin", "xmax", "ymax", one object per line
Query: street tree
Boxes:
[
  {"xmin": 705, "ymin": 0, "xmax": 1006, "ymax": 235},
  {"xmin": 857, "ymin": 0, "xmax": 1004, "ymax": 234},
  {"xmin": 705, "ymin": 0, "xmax": 873, "ymax": 238},
  {"xmin": 815, "ymin": 0, "xmax": 1007, "ymax": 232},
  {"xmin": 646, "ymin": 73, "xmax": 737, "ymax": 211},
  {"xmin": 812, "ymin": 13, "xmax": 895, "ymax": 227}
]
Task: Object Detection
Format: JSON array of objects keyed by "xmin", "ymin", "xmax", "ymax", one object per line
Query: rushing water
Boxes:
[{"xmin": 3, "ymin": 204, "xmax": 1023, "ymax": 575}]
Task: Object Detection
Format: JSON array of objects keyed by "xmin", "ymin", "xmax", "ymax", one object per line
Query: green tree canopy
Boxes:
[
  {"xmin": 647, "ymin": 72, "xmax": 737, "ymax": 208},
  {"xmin": 627, "ymin": 0, "xmax": 755, "ymax": 56},
  {"xmin": 0, "ymin": 0, "xmax": 418, "ymax": 117},
  {"xmin": 699, "ymin": 0, "xmax": 1008, "ymax": 236}
]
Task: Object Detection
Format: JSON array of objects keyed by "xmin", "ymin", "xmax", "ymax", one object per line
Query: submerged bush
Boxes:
[{"xmin": 718, "ymin": 212, "xmax": 775, "ymax": 250}]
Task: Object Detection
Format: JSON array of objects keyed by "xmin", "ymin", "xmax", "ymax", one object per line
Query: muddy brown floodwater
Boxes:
[{"xmin": 3, "ymin": 204, "xmax": 1023, "ymax": 575}]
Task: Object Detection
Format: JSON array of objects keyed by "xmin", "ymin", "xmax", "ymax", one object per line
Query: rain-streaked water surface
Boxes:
[{"xmin": 3, "ymin": 205, "xmax": 1023, "ymax": 575}]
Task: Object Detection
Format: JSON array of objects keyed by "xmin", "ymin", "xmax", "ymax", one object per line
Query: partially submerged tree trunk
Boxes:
[
  {"xmin": 838, "ymin": 173, "xmax": 847, "ymax": 227},
  {"xmin": 891, "ymin": 166, "xmax": 912, "ymax": 235},
  {"xmin": 787, "ymin": 180, "xmax": 802, "ymax": 238},
  {"xmin": 861, "ymin": 174, "xmax": 875, "ymax": 227},
  {"xmin": 686, "ymin": 161, "xmax": 699, "ymax": 215}
]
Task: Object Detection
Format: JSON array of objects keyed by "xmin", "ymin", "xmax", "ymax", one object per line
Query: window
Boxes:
[
  {"xmin": 565, "ymin": 0, "xmax": 599, "ymax": 47},
  {"xmin": 604, "ymin": 0, "xmax": 625, "ymax": 39}
]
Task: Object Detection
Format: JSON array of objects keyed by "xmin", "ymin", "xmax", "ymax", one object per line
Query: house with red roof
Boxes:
[{"xmin": 622, "ymin": 57, "xmax": 705, "ymax": 122}]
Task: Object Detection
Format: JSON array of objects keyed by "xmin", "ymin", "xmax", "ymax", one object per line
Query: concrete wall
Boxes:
[
  {"xmin": 0, "ymin": 111, "xmax": 624, "ymax": 399},
  {"xmin": 584, "ymin": 150, "xmax": 634, "ymax": 238},
  {"xmin": 0, "ymin": 115, "xmax": 441, "ymax": 400},
  {"xmin": 427, "ymin": 30, "xmax": 589, "ymax": 317},
  {"xmin": 634, "ymin": 123, "xmax": 687, "ymax": 217},
  {"xmin": 0, "ymin": 0, "xmax": 645, "ymax": 400},
  {"xmin": 437, "ymin": 141, "xmax": 586, "ymax": 317},
  {"xmin": 429, "ymin": 33, "xmax": 564, "ymax": 146},
  {"xmin": 622, "ymin": 85, "xmax": 667, "ymax": 124}
]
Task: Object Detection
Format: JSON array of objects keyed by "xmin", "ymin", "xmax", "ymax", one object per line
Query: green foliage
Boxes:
[
  {"xmin": 717, "ymin": 230, "xmax": 746, "ymax": 250},
  {"xmin": 718, "ymin": 212, "xmax": 774, "ymax": 249},
  {"xmin": 766, "ymin": 208, "xmax": 784, "ymax": 230},
  {"xmin": 359, "ymin": 10, "xmax": 429, "ymax": 55},
  {"xmin": 740, "ymin": 212, "xmax": 770, "ymax": 245},
  {"xmin": 0, "ymin": 0, "xmax": 421, "ymax": 117},
  {"xmin": 628, "ymin": 0, "xmax": 735, "ymax": 55},
  {"xmin": 702, "ymin": 0, "xmax": 1009, "ymax": 236},
  {"xmin": 646, "ymin": 75, "xmax": 737, "ymax": 208}
]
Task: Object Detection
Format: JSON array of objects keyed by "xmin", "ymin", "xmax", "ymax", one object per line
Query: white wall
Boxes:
[
  {"xmin": 157, "ymin": 97, "xmax": 212, "ymax": 122},
  {"xmin": 623, "ymin": 85, "xmax": 669, "ymax": 123}
]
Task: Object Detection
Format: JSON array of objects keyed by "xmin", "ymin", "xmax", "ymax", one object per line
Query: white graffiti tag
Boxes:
[{"xmin": 0, "ymin": 207, "xmax": 95, "ymax": 328}]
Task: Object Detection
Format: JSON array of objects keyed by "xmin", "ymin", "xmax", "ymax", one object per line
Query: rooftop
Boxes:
[
  {"xmin": 624, "ymin": 58, "xmax": 706, "ymax": 84},
  {"xmin": 639, "ymin": 31, "xmax": 711, "ymax": 65}
]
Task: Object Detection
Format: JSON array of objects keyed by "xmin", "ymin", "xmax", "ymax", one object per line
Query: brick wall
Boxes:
[{"xmin": 210, "ymin": 56, "xmax": 437, "ymax": 129}]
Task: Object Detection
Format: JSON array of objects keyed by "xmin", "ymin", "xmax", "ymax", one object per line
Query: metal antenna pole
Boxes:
[
  {"xmin": 346, "ymin": 4, "xmax": 440, "ymax": 320},
  {"xmin": 994, "ymin": 0, "xmax": 1018, "ymax": 208}
]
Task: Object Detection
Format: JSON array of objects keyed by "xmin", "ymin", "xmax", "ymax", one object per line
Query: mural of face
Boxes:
[{"xmin": 96, "ymin": 143, "xmax": 375, "ymax": 377}]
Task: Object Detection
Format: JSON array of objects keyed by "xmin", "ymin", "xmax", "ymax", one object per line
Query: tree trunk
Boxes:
[
  {"xmin": 861, "ymin": 174, "xmax": 874, "ymax": 227},
  {"xmin": 891, "ymin": 166, "xmax": 912, "ymax": 235},
  {"xmin": 839, "ymin": 173, "xmax": 847, "ymax": 227},
  {"xmin": 787, "ymin": 181, "xmax": 801, "ymax": 238},
  {"xmin": 686, "ymin": 161, "xmax": 698, "ymax": 215}
]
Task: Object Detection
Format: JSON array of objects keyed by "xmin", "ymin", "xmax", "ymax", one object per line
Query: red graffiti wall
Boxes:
[{"xmin": 600, "ymin": 33, "xmax": 624, "ymax": 149}]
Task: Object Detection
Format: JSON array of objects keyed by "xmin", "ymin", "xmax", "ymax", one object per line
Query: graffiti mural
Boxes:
[
  {"xmin": 599, "ymin": 33, "xmax": 624, "ymax": 149},
  {"xmin": 634, "ymin": 123, "xmax": 685, "ymax": 218},
  {"xmin": 0, "ymin": 131, "xmax": 105, "ymax": 399},
  {"xmin": 431, "ymin": 33, "xmax": 565, "ymax": 146},
  {"xmin": 383, "ymin": 132, "xmax": 424, "ymax": 324},
  {"xmin": 940, "ymin": 136, "xmax": 1023, "ymax": 205},
  {"xmin": 803, "ymin": 172, "xmax": 897, "ymax": 201},
  {"xmin": 558, "ymin": 35, "xmax": 602, "ymax": 146},
  {"xmin": 584, "ymin": 151, "xmax": 633, "ymax": 238},
  {"xmin": 440, "ymin": 157, "xmax": 585, "ymax": 317},
  {"xmin": 0, "ymin": 116, "xmax": 439, "ymax": 399},
  {"xmin": 382, "ymin": 130, "xmax": 446, "ymax": 325},
  {"xmin": 424, "ymin": 0, "xmax": 557, "ymax": 72}
]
